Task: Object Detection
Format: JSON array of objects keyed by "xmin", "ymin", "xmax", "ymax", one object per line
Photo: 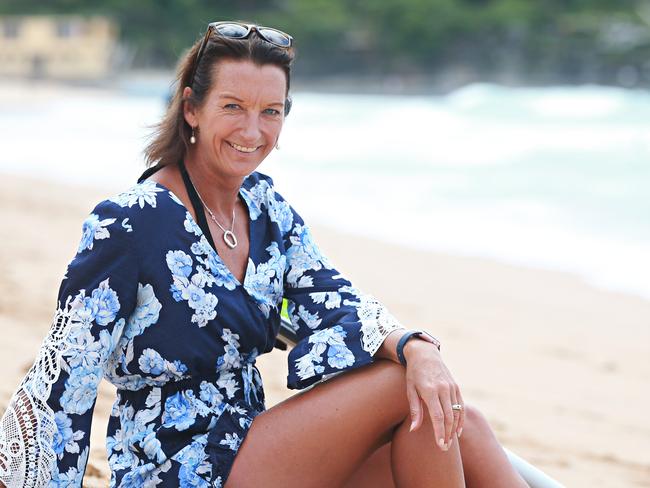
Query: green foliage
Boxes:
[{"xmin": 1, "ymin": 0, "xmax": 649, "ymax": 85}]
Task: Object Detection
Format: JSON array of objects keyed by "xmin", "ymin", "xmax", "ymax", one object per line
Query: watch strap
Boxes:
[
  {"xmin": 396, "ymin": 330, "xmax": 442, "ymax": 366},
  {"xmin": 396, "ymin": 331, "xmax": 424, "ymax": 366}
]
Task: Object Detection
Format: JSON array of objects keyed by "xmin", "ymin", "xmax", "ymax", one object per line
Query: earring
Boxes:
[
  {"xmin": 275, "ymin": 142, "xmax": 280, "ymax": 150},
  {"xmin": 190, "ymin": 127, "xmax": 197, "ymax": 144}
]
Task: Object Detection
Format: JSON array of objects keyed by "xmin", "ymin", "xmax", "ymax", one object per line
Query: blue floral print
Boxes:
[
  {"xmin": 199, "ymin": 382, "xmax": 224, "ymax": 409},
  {"xmin": 328, "ymin": 343, "xmax": 356, "ymax": 369},
  {"xmin": 52, "ymin": 412, "xmax": 83, "ymax": 459},
  {"xmin": 166, "ymin": 250, "xmax": 193, "ymax": 278},
  {"xmin": 72, "ymin": 278, "xmax": 120, "ymax": 327},
  {"xmin": 175, "ymin": 436, "xmax": 211, "ymax": 487},
  {"xmin": 219, "ymin": 432, "xmax": 242, "ymax": 451},
  {"xmin": 60, "ymin": 369, "xmax": 102, "ymax": 415},
  {"xmin": 48, "ymin": 447, "xmax": 88, "ymax": 487},
  {"xmin": 1, "ymin": 172, "xmax": 403, "ymax": 487},
  {"xmin": 166, "ymin": 243, "xmax": 225, "ymax": 328},
  {"xmin": 109, "ymin": 179, "xmax": 164, "ymax": 208},
  {"xmin": 138, "ymin": 349, "xmax": 166, "ymax": 375},
  {"xmin": 121, "ymin": 217, "xmax": 132, "ymax": 232},
  {"xmin": 78, "ymin": 213, "xmax": 115, "ymax": 253},
  {"xmin": 124, "ymin": 283, "xmax": 162, "ymax": 339},
  {"xmin": 162, "ymin": 391, "xmax": 199, "ymax": 431}
]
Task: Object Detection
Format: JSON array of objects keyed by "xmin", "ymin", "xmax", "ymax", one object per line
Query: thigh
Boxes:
[
  {"xmin": 226, "ymin": 359, "xmax": 409, "ymax": 488},
  {"xmin": 342, "ymin": 442, "xmax": 395, "ymax": 488}
]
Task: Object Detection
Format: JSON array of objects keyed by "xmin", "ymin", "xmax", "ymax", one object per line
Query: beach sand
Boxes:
[{"xmin": 1, "ymin": 173, "xmax": 648, "ymax": 487}]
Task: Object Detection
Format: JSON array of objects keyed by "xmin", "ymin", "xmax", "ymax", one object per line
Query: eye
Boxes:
[
  {"xmin": 263, "ymin": 108, "xmax": 281, "ymax": 116},
  {"xmin": 224, "ymin": 103, "xmax": 241, "ymax": 110}
]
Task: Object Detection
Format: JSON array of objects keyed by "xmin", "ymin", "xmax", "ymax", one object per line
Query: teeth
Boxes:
[{"xmin": 230, "ymin": 142, "xmax": 258, "ymax": 153}]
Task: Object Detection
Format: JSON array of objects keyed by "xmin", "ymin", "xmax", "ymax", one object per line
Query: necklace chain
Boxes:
[{"xmin": 186, "ymin": 171, "xmax": 238, "ymax": 249}]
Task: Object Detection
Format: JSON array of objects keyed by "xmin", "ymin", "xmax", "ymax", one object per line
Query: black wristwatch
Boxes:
[{"xmin": 396, "ymin": 330, "xmax": 441, "ymax": 366}]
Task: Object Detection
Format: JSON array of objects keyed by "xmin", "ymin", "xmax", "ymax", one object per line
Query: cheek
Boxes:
[
  {"xmin": 262, "ymin": 119, "xmax": 283, "ymax": 139},
  {"xmin": 208, "ymin": 116, "xmax": 234, "ymax": 135},
  {"xmin": 209, "ymin": 123, "xmax": 233, "ymax": 147}
]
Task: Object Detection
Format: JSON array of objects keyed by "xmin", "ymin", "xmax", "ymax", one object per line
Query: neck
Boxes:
[{"xmin": 182, "ymin": 155, "xmax": 243, "ymax": 217}]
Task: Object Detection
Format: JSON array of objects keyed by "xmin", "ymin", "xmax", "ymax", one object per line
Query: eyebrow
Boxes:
[{"xmin": 219, "ymin": 94, "xmax": 284, "ymax": 107}]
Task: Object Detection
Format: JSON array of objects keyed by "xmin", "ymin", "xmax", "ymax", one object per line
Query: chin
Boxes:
[{"xmin": 228, "ymin": 160, "xmax": 264, "ymax": 178}]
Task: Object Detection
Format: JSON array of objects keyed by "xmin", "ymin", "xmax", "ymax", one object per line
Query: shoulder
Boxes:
[
  {"xmin": 80, "ymin": 180, "xmax": 178, "ymax": 245},
  {"xmin": 96, "ymin": 180, "xmax": 183, "ymax": 226},
  {"xmin": 107, "ymin": 180, "xmax": 172, "ymax": 212}
]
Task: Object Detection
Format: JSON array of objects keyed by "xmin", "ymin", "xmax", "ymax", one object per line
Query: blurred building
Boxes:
[{"xmin": 0, "ymin": 15, "xmax": 118, "ymax": 81}]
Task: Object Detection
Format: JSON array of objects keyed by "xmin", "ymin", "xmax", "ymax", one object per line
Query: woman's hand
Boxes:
[{"xmin": 404, "ymin": 339, "xmax": 465, "ymax": 451}]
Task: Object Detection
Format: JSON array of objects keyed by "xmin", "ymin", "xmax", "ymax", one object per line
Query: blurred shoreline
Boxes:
[{"xmin": 1, "ymin": 172, "xmax": 649, "ymax": 487}]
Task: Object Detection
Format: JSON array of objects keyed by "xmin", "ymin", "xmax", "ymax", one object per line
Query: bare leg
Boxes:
[
  {"xmin": 391, "ymin": 405, "xmax": 463, "ymax": 487},
  {"xmin": 343, "ymin": 404, "xmax": 528, "ymax": 488},
  {"xmin": 226, "ymin": 359, "xmax": 465, "ymax": 487},
  {"xmin": 459, "ymin": 406, "xmax": 528, "ymax": 488},
  {"xmin": 343, "ymin": 443, "xmax": 394, "ymax": 488}
]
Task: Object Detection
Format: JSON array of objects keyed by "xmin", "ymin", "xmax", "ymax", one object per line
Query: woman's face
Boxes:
[{"xmin": 184, "ymin": 59, "xmax": 287, "ymax": 180}]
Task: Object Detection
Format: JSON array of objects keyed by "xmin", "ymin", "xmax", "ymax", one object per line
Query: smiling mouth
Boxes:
[{"xmin": 227, "ymin": 141, "xmax": 260, "ymax": 153}]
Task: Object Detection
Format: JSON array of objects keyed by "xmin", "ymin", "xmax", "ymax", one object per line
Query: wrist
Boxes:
[
  {"xmin": 395, "ymin": 330, "xmax": 441, "ymax": 366},
  {"xmin": 376, "ymin": 329, "xmax": 409, "ymax": 364},
  {"xmin": 404, "ymin": 338, "xmax": 441, "ymax": 360}
]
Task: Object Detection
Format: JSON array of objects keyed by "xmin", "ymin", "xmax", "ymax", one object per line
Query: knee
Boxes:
[{"xmin": 462, "ymin": 403, "xmax": 490, "ymax": 439}]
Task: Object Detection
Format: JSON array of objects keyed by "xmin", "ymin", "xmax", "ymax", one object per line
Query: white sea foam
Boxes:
[{"xmin": 0, "ymin": 80, "xmax": 648, "ymax": 299}]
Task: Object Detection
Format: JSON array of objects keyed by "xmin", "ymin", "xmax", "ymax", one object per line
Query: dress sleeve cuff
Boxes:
[{"xmin": 355, "ymin": 295, "xmax": 405, "ymax": 357}]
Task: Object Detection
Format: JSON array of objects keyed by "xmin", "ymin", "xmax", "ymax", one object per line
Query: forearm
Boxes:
[{"xmin": 375, "ymin": 329, "xmax": 412, "ymax": 364}]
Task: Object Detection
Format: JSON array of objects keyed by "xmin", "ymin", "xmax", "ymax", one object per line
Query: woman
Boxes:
[{"xmin": 0, "ymin": 22, "xmax": 528, "ymax": 487}]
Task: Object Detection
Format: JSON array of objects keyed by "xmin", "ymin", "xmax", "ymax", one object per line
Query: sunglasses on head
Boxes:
[{"xmin": 189, "ymin": 21, "xmax": 293, "ymax": 86}]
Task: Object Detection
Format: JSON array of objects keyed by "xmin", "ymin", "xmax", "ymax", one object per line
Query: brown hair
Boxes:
[{"xmin": 144, "ymin": 28, "xmax": 295, "ymax": 168}]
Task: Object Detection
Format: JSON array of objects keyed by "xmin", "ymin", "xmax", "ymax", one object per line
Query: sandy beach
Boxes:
[{"xmin": 1, "ymin": 172, "xmax": 649, "ymax": 487}]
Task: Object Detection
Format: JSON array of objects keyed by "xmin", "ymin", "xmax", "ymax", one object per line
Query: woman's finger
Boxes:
[
  {"xmin": 456, "ymin": 385, "xmax": 466, "ymax": 438},
  {"xmin": 420, "ymin": 391, "xmax": 447, "ymax": 451},
  {"xmin": 449, "ymin": 383, "xmax": 459, "ymax": 447},
  {"xmin": 406, "ymin": 382, "xmax": 423, "ymax": 432},
  {"xmin": 437, "ymin": 383, "xmax": 454, "ymax": 448}
]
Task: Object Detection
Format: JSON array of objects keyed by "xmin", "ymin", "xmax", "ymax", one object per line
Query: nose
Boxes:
[{"xmin": 238, "ymin": 112, "xmax": 262, "ymax": 144}]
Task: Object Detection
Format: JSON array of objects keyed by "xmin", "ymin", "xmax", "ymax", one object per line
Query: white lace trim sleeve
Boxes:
[
  {"xmin": 0, "ymin": 298, "xmax": 82, "ymax": 488},
  {"xmin": 356, "ymin": 295, "xmax": 405, "ymax": 356}
]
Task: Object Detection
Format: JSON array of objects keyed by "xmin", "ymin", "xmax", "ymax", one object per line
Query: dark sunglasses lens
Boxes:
[
  {"xmin": 215, "ymin": 23, "xmax": 249, "ymax": 38},
  {"xmin": 258, "ymin": 28, "xmax": 291, "ymax": 47}
]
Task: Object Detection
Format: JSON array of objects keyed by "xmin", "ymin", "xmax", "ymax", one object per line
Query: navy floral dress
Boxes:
[{"xmin": 0, "ymin": 172, "xmax": 403, "ymax": 487}]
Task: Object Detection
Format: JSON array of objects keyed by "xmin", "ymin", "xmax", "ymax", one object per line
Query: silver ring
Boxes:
[{"xmin": 451, "ymin": 404, "xmax": 463, "ymax": 411}]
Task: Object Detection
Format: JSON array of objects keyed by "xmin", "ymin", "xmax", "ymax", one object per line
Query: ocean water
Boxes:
[{"xmin": 1, "ymin": 80, "xmax": 648, "ymax": 299}]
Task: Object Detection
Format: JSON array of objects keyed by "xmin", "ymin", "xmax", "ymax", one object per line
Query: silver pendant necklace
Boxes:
[{"xmin": 186, "ymin": 173, "xmax": 238, "ymax": 249}]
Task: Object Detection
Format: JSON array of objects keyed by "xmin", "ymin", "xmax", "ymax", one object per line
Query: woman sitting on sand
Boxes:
[{"xmin": 0, "ymin": 22, "xmax": 528, "ymax": 487}]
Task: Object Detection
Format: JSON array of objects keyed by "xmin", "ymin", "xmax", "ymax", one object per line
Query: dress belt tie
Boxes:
[
  {"xmin": 115, "ymin": 349, "xmax": 264, "ymax": 411},
  {"xmin": 240, "ymin": 349, "xmax": 261, "ymax": 408}
]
